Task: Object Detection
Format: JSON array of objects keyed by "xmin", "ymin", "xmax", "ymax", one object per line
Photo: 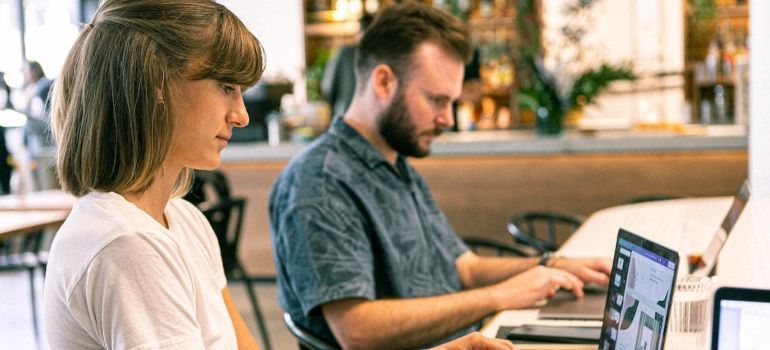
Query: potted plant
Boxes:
[{"xmin": 514, "ymin": 0, "xmax": 636, "ymax": 136}]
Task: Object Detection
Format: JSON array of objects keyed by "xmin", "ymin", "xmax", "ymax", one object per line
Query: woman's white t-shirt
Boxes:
[{"xmin": 43, "ymin": 192, "xmax": 237, "ymax": 349}]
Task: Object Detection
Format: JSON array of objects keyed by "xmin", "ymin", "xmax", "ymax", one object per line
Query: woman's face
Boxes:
[{"xmin": 166, "ymin": 78, "xmax": 249, "ymax": 171}]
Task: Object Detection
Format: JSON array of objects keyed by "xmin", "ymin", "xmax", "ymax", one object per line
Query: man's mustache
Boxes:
[{"xmin": 427, "ymin": 127, "xmax": 443, "ymax": 137}]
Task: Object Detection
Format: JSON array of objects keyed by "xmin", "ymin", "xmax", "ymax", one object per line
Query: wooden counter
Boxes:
[{"xmin": 219, "ymin": 127, "xmax": 748, "ymax": 276}]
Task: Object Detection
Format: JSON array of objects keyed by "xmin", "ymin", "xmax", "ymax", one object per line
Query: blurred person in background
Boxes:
[
  {"xmin": 13, "ymin": 61, "xmax": 53, "ymax": 152},
  {"xmin": 321, "ymin": 13, "xmax": 374, "ymax": 118},
  {"xmin": 11, "ymin": 61, "xmax": 54, "ymax": 189},
  {"xmin": 0, "ymin": 71, "xmax": 12, "ymax": 193}
]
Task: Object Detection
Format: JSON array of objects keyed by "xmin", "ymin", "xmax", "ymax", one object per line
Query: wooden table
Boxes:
[
  {"xmin": 0, "ymin": 190, "xmax": 76, "ymax": 211},
  {"xmin": 0, "ymin": 190, "xmax": 74, "ymax": 239},
  {"xmin": 482, "ymin": 196, "xmax": 770, "ymax": 348},
  {"xmin": 0, "ymin": 210, "xmax": 69, "ymax": 239}
]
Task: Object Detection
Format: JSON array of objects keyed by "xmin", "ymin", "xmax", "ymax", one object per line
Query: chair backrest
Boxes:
[
  {"xmin": 200, "ymin": 198, "xmax": 246, "ymax": 274},
  {"xmin": 185, "ymin": 170, "xmax": 233, "ymax": 206},
  {"xmin": 463, "ymin": 237, "xmax": 528, "ymax": 257},
  {"xmin": 507, "ymin": 211, "xmax": 585, "ymax": 255},
  {"xmin": 282, "ymin": 313, "xmax": 338, "ymax": 350},
  {"xmin": 0, "ymin": 230, "xmax": 44, "ymax": 268},
  {"xmin": 184, "ymin": 170, "xmax": 246, "ymax": 275}
]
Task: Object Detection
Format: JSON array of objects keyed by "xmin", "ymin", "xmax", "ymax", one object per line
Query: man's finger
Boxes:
[{"xmin": 580, "ymin": 268, "xmax": 610, "ymax": 285}]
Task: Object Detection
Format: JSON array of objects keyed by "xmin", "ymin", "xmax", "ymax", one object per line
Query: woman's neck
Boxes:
[{"xmin": 120, "ymin": 166, "xmax": 179, "ymax": 228}]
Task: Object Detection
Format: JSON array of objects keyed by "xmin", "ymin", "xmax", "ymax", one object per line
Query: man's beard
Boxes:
[{"xmin": 376, "ymin": 89, "xmax": 443, "ymax": 158}]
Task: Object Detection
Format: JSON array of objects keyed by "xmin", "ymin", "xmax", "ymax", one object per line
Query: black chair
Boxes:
[
  {"xmin": 185, "ymin": 170, "xmax": 273, "ymax": 350},
  {"xmin": 463, "ymin": 237, "xmax": 528, "ymax": 257},
  {"xmin": 283, "ymin": 313, "xmax": 338, "ymax": 350},
  {"xmin": 0, "ymin": 231, "xmax": 46, "ymax": 342},
  {"xmin": 506, "ymin": 211, "xmax": 585, "ymax": 255}
]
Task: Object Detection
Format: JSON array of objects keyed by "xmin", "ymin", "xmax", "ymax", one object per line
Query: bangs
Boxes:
[{"xmin": 190, "ymin": 7, "xmax": 265, "ymax": 87}]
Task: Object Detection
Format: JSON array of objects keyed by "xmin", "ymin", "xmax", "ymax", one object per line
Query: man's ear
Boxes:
[{"xmin": 369, "ymin": 64, "xmax": 398, "ymax": 103}]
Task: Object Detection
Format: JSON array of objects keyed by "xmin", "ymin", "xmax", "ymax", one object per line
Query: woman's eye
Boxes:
[{"xmin": 220, "ymin": 83, "xmax": 235, "ymax": 94}]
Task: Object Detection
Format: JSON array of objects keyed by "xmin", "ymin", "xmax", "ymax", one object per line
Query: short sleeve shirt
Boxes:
[
  {"xmin": 269, "ymin": 118, "xmax": 470, "ymax": 347},
  {"xmin": 43, "ymin": 192, "xmax": 236, "ymax": 349}
]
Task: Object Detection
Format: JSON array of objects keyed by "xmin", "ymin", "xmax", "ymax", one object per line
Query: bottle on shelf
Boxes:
[
  {"xmin": 700, "ymin": 99, "xmax": 713, "ymax": 125},
  {"xmin": 705, "ymin": 39, "xmax": 720, "ymax": 81},
  {"xmin": 714, "ymin": 84, "xmax": 727, "ymax": 123},
  {"xmin": 720, "ymin": 31, "xmax": 735, "ymax": 79}
]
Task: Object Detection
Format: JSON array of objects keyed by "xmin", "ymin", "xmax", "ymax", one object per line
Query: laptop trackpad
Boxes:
[{"xmin": 538, "ymin": 289, "xmax": 607, "ymax": 320}]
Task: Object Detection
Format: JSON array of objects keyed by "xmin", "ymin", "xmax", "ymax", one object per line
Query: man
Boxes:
[
  {"xmin": 14, "ymin": 61, "xmax": 53, "ymax": 152},
  {"xmin": 0, "ymin": 72, "xmax": 12, "ymax": 193},
  {"xmin": 269, "ymin": 3, "xmax": 611, "ymax": 349},
  {"xmin": 11, "ymin": 61, "xmax": 54, "ymax": 190}
]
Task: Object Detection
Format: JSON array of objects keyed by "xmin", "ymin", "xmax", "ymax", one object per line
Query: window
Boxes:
[{"xmin": 0, "ymin": 0, "xmax": 82, "ymax": 87}]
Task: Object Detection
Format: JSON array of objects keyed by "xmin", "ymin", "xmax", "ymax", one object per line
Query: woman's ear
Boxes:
[
  {"xmin": 156, "ymin": 88, "xmax": 165, "ymax": 104},
  {"xmin": 369, "ymin": 64, "xmax": 398, "ymax": 103}
]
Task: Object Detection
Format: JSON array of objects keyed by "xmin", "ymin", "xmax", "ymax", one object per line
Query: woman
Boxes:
[
  {"xmin": 43, "ymin": 0, "xmax": 516, "ymax": 349},
  {"xmin": 43, "ymin": 0, "xmax": 264, "ymax": 348}
]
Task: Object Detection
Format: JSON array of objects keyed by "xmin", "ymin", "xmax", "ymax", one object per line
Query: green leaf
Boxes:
[{"xmin": 567, "ymin": 64, "xmax": 636, "ymax": 108}]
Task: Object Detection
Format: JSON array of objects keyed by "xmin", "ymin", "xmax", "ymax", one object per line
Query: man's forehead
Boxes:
[{"xmin": 409, "ymin": 42, "xmax": 465, "ymax": 97}]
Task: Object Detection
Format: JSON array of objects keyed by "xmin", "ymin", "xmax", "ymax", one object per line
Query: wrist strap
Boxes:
[{"xmin": 538, "ymin": 251, "xmax": 552, "ymax": 266}]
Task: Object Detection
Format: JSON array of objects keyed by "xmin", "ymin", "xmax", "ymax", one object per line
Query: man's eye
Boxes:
[{"xmin": 432, "ymin": 97, "xmax": 448, "ymax": 106}]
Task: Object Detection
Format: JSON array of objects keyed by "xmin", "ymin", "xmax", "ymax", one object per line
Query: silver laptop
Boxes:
[{"xmin": 690, "ymin": 180, "xmax": 750, "ymax": 276}]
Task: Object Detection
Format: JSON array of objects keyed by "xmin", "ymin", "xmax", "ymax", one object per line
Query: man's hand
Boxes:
[
  {"xmin": 430, "ymin": 332, "xmax": 516, "ymax": 350},
  {"xmin": 486, "ymin": 266, "xmax": 584, "ymax": 310},
  {"xmin": 551, "ymin": 257, "xmax": 612, "ymax": 285}
]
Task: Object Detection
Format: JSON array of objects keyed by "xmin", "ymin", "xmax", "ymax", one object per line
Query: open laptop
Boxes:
[
  {"xmin": 690, "ymin": 180, "xmax": 750, "ymax": 276},
  {"xmin": 711, "ymin": 286, "xmax": 770, "ymax": 350},
  {"xmin": 507, "ymin": 229, "xmax": 680, "ymax": 348},
  {"xmin": 596, "ymin": 228, "xmax": 679, "ymax": 349},
  {"xmin": 536, "ymin": 183, "xmax": 749, "ymax": 322}
]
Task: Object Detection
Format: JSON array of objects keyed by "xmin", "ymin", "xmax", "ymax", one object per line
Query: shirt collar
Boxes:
[{"xmin": 329, "ymin": 117, "xmax": 408, "ymax": 173}]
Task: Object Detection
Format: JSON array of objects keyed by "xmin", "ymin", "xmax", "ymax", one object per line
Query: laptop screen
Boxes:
[
  {"xmin": 599, "ymin": 229, "xmax": 680, "ymax": 350},
  {"xmin": 711, "ymin": 287, "xmax": 770, "ymax": 350},
  {"xmin": 690, "ymin": 180, "xmax": 750, "ymax": 276}
]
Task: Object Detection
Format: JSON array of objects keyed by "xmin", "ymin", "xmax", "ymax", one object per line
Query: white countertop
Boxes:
[{"xmin": 220, "ymin": 125, "xmax": 747, "ymax": 162}]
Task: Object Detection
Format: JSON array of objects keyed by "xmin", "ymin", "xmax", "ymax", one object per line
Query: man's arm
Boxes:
[
  {"xmin": 454, "ymin": 252, "xmax": 539, "ymax": 289},
  {"xmin": 455, "ymin": 251, "xmax": 612, "ymax": 290},
  {"xmin": 322, "ymin": 266, "xmax": 583, "ymax": 350}
]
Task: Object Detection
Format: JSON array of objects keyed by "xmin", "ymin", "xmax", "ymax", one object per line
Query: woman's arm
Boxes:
[{"xmin": 223, "ymin": 287, "xmax": 260, "ymax": 350}]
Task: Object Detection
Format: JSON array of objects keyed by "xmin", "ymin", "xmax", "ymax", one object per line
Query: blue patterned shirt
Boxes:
[{"xmin": 269, "ymin": 118, "xmax": 471, "ymax": 348}]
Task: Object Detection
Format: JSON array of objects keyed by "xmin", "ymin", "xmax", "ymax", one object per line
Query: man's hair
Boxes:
[
  {"xmin": 26, "ymin": 61, "xmax": 46, "ymax": 80},
  {"xmin": 359, "ymin": 13, "xmax": 374, "ymax": 32},
  {"xmin": 355, "ymin": 2, "xmax": 470, "ymax": 88},
  {"xmin": 52, "ymin": 0, "xmax": 265, "ymax": 197}
]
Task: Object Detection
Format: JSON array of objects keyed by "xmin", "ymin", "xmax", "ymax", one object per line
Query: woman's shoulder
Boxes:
[
  {"xmin": 166, "ymin": 197, "xmax": 219, "ymax": 249},
  {"xmin": 167, "ymin": 197, "xmax": 208, "ymax": 228},
  {"xmin": 48, "ymin": 192, "xmax": 184, "ymax": 296}
]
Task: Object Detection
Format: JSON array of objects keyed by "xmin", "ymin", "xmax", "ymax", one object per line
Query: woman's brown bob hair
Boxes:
[{"xmin": 52, "ymin": 0, "xmax": 265, "ymax": 197}]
